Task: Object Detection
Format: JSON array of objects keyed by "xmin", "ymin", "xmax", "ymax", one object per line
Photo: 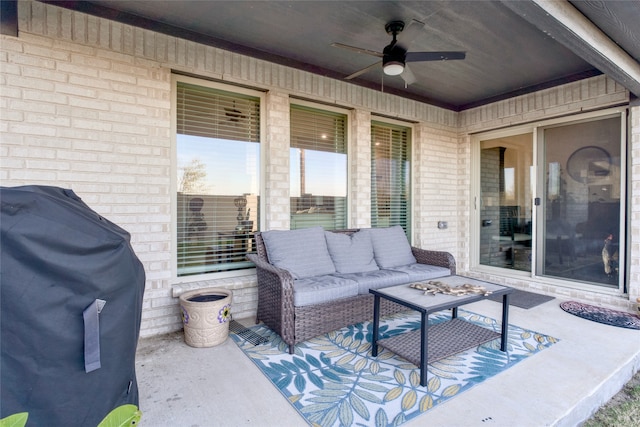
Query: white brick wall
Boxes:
[
  {"xmin": 350, "ymin": 109, "xmax": 372, "ymax": 229},
  {"xmin": 264, "ymin": 90, "xmax": 291, "ymax": 230},
  {"xmin": 413, "ymin": 123, "xmax": 460, "ymax": 251},
  {"xmin": 2, "ymin": 1, "xmax": 637, "ymax": 339}
]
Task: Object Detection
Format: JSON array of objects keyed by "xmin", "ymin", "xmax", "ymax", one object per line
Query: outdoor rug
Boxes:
[
  {"xmin": 488, "ymin": 289, "xmax": 555, "ymax": 309},
  {"xmin": 230, "ymin": 310, "xmax": 558, "ymax": 427},
  {"xmin": 560, "ymin": 301, "xmax": 640, "ymax": 330}
]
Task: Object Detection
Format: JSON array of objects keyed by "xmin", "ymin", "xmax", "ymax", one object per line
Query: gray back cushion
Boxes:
[
  {"xmin": 261, "ymin": 226, "xmax": 336, "ymax": 278},
  {"xmin": 325, "ymin": 231, "xmax": 379, "ymax": 274},
  {"xmin": 365, "ymin": 226, "xmax": 417, "ymax": 268}
]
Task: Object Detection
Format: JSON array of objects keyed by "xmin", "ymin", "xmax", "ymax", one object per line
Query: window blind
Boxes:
[
  {"xmin": 177, "ymin": 82, "xmax": 260, "ymax": 142},
  {"xmin": 290, "ymin": 105, "xmax": 347, "ymax": 230},
  {"xmin": 290, "ymin": 105, "xmax": 347, "ymax": 152},
  {"xmin": 176, "ymin": 81, "xmax": 260, "ymax": 276},
  {"xmin": 371, "ymin": 122, "xmax": 410, "ymax": 234}
]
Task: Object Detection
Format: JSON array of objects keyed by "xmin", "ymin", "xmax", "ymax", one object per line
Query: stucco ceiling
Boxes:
[{"xmin": 45, "ymin": 0, "xmax": 640, "ymax": 111}]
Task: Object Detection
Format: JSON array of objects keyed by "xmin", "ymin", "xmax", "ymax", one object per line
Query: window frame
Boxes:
[
  {"xmin": 289, "ymin": 99, "xmax": 351, "ymax": 230},
  {"xmin": 370, "ymin": 118, "xmax": 413, "ymax": 237},
  {"xmin": 171, "ymin": 74, "xmax": 265, "ymax": 281}
]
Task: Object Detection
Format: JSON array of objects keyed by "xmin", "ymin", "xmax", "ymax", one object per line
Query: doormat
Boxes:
[
  {"xmin": 230, "ymin": 310, "xmax": 558, "ymax": 427},
  {"xmin": 560, "ymin": 301, "xmax": 640, "ymax": 330},
  {"xmin": 488, "ymin": 289, "xmax": 555, "ymax": 309}
]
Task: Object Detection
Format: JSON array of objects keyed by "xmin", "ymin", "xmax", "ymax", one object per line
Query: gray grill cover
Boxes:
[{"xmin": 1, "ymin": 186, "xmax": 145, "ymax": 426}]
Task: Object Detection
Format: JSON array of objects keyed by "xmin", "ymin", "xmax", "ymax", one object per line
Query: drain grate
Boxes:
[{"xmin": 229, "ymin": 320, "xmax": 269, "ymax": 346}]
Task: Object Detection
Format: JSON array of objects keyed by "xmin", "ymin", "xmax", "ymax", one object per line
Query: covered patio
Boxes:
[
  {"xmin": 2, "ymin": 1, "xmax": 640, "ymax": 425},
  {"xmin": 136, "ymin": 296, "xmax": 640, "ymax": 426}
]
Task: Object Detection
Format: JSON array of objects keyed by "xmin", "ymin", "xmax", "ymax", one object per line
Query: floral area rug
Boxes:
[
  {"xmin": 230, "ymin": 310, "xmax": 558, "ymax": 427},
  {"xmin": 560, "ymin": 301, "xmax": 640, "ymax": 330}
]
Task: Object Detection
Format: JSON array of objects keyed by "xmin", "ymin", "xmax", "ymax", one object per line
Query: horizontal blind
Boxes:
[
  {"xmin": 371, "ymin": 122, "xmax": 410, "ymax": 234},
  {"xmin": 177, "ymin": 82, "xmax": 260, "ymax": 143},
  {"xmin": 290, "ymin": 105, "xmax": 347, "ymax": 230},
  {"xmin": 176, "ymin": 81, "xmax": 260, "ymax": 276},
  {"xmin": 290, "ymin": 105, "xmax": 346, "ymax": 152}
]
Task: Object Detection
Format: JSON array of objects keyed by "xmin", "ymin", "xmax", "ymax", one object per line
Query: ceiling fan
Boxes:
[
  {"xmin": 224, "ymin": 101, "xmax": 247, "ymax": 123},
  {"xmin": 332, "ymin": 20, "xmax": 466, "ymax": 85}
]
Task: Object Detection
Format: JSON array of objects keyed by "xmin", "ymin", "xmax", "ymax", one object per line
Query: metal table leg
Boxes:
[
  {"xmin": 501, "ymin": 293, "xmax": 510, "ymax": 351},
  {"xmin": 420, "ymin": 311, "xmax": 429, "ymax": 386},
  {"xmin": 372, "ymin": 294, "xmax": 380, "ymax": 357}
]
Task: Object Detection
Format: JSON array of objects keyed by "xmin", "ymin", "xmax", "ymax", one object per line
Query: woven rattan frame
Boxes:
[{"xmin": 247, "ymin": 229, "xmax": 456, "ymax": 354}]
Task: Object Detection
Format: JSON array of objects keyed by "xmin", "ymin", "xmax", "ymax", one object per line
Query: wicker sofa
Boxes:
[{"xmin": 247, "ymin": 226, "xmax": 456, "ymax": 354}]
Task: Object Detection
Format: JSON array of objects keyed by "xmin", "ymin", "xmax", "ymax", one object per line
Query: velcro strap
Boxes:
[{"xmin": 83, "ymin": 299, "xmax": 106, "ymax": 373}]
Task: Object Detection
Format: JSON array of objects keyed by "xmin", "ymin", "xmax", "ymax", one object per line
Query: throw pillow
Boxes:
[
  {"xmin": 261, "ymin": 226, "xmax": 336, "ymax": 279},
  {"xmin": 365, "ymin": 225, "xmax": 417, "ymax": 268},
  {"xmin": 324, "ymin": 231, "xmax": 379, "ymax": 274}
]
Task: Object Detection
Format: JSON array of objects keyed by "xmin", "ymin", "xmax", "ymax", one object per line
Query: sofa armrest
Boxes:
[
  {"xmin": 411, "ymin": 247, "xmax": 456, "ymax": 275},
  {"xmin": 246, "ymin": 253, "xmax": 296, "ymax": 342}
]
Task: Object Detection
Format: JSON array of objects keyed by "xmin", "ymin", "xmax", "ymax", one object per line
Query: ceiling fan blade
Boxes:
[
  {"xmin": 401, "ymin": 64, "xmax": 417, "ymax": 85},
  {"xmin": 331, "ymin": 42, "xmax": 384, "ymax": 58},
  {"xmin": 345, "ymin": 61, "xmax": 381, "ymax": 80},
  {"xmin": 406, "ymin": 51, "xmax": 466, "ymax": 62},
  {"xmin": 396, "ymin": 19, "xmax": 425, "ymax": 49}
]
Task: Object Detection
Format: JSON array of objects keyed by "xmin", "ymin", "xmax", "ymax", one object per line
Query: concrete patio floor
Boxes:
[{"xmin": 134, "ymin": 295, "xmax": 640, "ymax": 427}]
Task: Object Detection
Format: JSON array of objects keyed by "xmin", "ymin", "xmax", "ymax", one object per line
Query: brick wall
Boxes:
[
  {"xmin": 2, "ymin": 1, "xmax": 638, "ymax": 338},
  {"xmin": 263, "ymin": 90, "xmax": 292, "ymax": 230},
  {"xmin": 2, "ymin": 1, "xmax": 460, "ymax": 337},
  {"xmin": 350, "ymin": 109, "xmax": 372, "ymax": 229},
  {"xmin": 413, "ymin": 123, "xmax": 459, "ymax": 251}
]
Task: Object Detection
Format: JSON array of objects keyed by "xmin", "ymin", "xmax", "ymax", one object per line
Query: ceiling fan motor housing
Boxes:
[
  {"xmin": 383, "ymin": 44, "xmax": 406, "ymax": 74},
  {"xmin": 383, "ymin": 44, "xmax": 407, "ymax": 63},
  {"xmin": 383, "ymin": 20, "xmax": 407, "ymax": 74}
]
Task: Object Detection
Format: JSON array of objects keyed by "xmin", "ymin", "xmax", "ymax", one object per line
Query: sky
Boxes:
[
  {"xmin": 178, "ymin": 134, "xmax": 346, "ymax": 197},
  {"xmin": 177, "ymin": 134, "xmax": 259, "ymax": 195}
]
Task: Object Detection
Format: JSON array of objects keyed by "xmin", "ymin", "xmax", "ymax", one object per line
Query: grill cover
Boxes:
[{"xmin": 1, "ymin": 186, "xmax": 145, "ymax": 426}]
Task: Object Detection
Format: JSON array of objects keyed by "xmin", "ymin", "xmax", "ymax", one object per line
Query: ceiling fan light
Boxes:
[{"xmin": 383, "ymin": 61, "xmax": 404, "ymax": 76}]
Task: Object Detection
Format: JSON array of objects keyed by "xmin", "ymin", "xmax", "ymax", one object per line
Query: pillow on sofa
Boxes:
[
  {"xmin": 365, "ymin": 225, "xmax": 417, "ymax": 268},
  {"xmin": 261, "ymin": 226, "xmax": 336, "ymax": 279},
  {"xmin": 325, "ymin": 231, "xmax": 379, "ymax": 274}
]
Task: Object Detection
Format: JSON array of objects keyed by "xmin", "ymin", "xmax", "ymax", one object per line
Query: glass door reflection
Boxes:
[
  {"xmin": 479, "ymin": 133, "xmax": 533, "ymax": 272},
  {"xmin": 539, "ymin": 116, "xmax": 622, "ymax": 287}
]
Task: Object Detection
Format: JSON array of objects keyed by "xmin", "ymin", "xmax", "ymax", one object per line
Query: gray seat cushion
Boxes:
[
  {"xmin": 332, "ymin": 269, "xmax": 410, "ymax": 294},
  {"xmin": 261, "ymin": 226, "xmax": 336, "ymax": 279},
  {"xmin": 385, "ymin": 263, "xmax": 451, "ymax": 282},
  {"xmin": 293, "ymin": 275, "xmax": 359, "ymax": 307},
  {"xmin": 363, "ymin": 226, "xmax": 417, "ymax": 268},
  {"xmin": 325, "ymin": 230, "xmax": 379, "ymax": 274}
]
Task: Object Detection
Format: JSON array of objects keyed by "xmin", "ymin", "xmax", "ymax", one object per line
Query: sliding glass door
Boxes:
[
  {"xmin": 475, "ymin": 111, "xmax": 625, "ymax": 291},
  {"xmin": 538, "ymin": 115, "xmax": 624, "ymax": 288},
  {"xmin": 478, "ymin": 133, "xmax": 533, "ymax": 272}
]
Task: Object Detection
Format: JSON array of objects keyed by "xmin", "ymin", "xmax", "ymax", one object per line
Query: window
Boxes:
[
  {"xmin": 290, "ymin": 104, "xmax": 347, "ymax": 230},
  {"xmin": 371, "ymin": 121, "xmax": 411, "ymax": 232},
  {"xmin": 175, "ymin": 77, "xmax": 261, "ymax": 277}
]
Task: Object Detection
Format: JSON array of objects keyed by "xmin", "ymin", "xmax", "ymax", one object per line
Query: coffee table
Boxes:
[{"xmin": 370, "ymin": 276, "xmax": 513, "ymax": 386}]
